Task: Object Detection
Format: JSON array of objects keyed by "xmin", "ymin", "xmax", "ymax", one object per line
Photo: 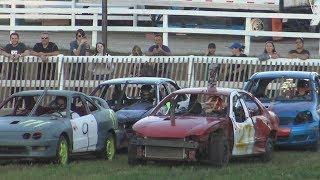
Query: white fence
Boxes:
[
  {"xmin": 0, "ymin": 1, "xmax": 319, "ymax": 54},
  {"xmin": 1, "ymin": 55, "xmax": 320, "ymax": 102}
]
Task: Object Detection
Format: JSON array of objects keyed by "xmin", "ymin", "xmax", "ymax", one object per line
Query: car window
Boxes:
[
  {"xmin": 232, "ymin": 95, "xmax": 246, "ymax": 123},
  {"xmin": 72, "ymin": 97, "xmax": 88, "ymax": 117},
  {"xmin": 84, "ymin": 98, "xmax": 99, "ymax": 113},
  {"xmin": 0, "ymin": 95, "xmax": 39, "ymax": 116},
  {"xmin": 167, "ymin": 82, "xmax": 179, "ymax": 93},
  {"xmin": 246, "ymin": 78, "xmax": 312, "ymax": 102},
  {"xmin": 154, "ymin": 93, "xmax": 228, "ymax": 118},
  {"xmin": 159, "ymin": 84, "xmax": 169, "ymax": 101},
  {"xmin": 240, "ymin": 92, "xmax": 262, "ymax": 116}
]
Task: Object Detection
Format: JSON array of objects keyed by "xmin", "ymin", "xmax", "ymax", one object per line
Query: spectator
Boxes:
[
  {"xmin": 130, "ymin": 45, "xmax": 143, "ymax": 56},
  {"xmin": 258, "ymin": 41, "xmax": 280, "ymax": 61},
  {"xmin": 206, "ymin": 43, "xmax": 216, "ymax": 56},
  {"xmin": 88, "ymin": 42, "xmax": 114, "ymax": 80},
  {"xmin": 130, "ymin": 45, "xmax": 154, "ymax": 77},
  {"xmin": 69, "ymin": 29, "xmax": 89, "ymax": 80},
  {"xmin": 145, "ymin": 34, "xmax": 171, "ymax": 56},
  {"xmin": 70, "ymin": 29, "xmax": 90, "ymax": 56},
  {"xmin": 31, "ymin": 32, "xmax": 60, "ymax": 80},
  {"xmin": 2, "ymin": 32, "xmax": 29, "ymax": 80},
  {"xmin": 288, "ymin": 38, "xmax": 310, "ymax": 60},
  {"xmin": 31, "ymin": 32, "xmax": 59, "ymax": 58},
  {"xmin": 146, "ymin": 34, "xmax": 171, "ymax": 77},
  {"xmin": 229, "ymin": 42, "xmax": 247, "ymax": 57},
  {"xmin": 227, "ymin": 42, "xmax": 247, "ymax": 81},
  {"xmin": 2, "ymin": 32, "xmax": 29, "ymax": 59}
]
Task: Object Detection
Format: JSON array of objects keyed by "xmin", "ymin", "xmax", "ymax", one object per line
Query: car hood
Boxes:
[
  {"xmin": 262, "ymin": 101, "xmax": 315, "ymax": 125},
  {"xmin": 116, "ymin": 102, "xmax": 154, "ymax": 124},
  {"xmin": 133, "ymin": 116, "xmax": 222, "ymax": 138},
  {"xmin": 0, "ymin": 116, "xmax": 62, "ymax": 132}
]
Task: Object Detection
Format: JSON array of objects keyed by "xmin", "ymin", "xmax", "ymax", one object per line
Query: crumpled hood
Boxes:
[
  {"xmin": 133, "ymin": 116, "xmax": 222, "ymax": 138},
  {"xmin": 262, "ymin": 101, "xmax": 315, "ymax": 125},
  {"xmin": 116, "ymin": 102, "xmax": 154, "ymax": 124},
  {"xmin": 0, "ymin": 116, "xmax": 61, "ymax": 132}
]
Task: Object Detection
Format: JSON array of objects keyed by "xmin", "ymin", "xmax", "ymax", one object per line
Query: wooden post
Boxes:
[{"xmin": 102, "ymin": 0, "xmax": 107, "ymax": 53}]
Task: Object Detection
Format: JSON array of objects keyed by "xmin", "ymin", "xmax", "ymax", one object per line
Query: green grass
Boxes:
[{"xmin": 0, "ymin": 150, "xmax": 320, "ymax": 180}]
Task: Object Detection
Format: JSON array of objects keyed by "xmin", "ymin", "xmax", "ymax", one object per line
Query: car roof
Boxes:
[
  {"xmin": 173, "ymin": 87, "xmax": 243, "ymax": 96},
  {"xmin": 99, "ymin": 77, "xmax": 175, "ymax": 85},
  {"xmin": 250, "ymin": 71, "xmax": 317, "ymax": 79},
  {"xmin": 12, "ymin": 90, "xmax": 85, "ymax": 97}
]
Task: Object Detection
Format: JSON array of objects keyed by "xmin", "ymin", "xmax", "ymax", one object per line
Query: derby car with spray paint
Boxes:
[
  {"xmin": 0, "ymin": 90, "xmax": 118, "ymax": 164},
  {"xmin": 244, "ymin": 71, "xmax": 320, "ymax": 150},
  {"xmin": 128, "ymin": 87, "xmax": 279, "ymax": 166},
  {"xmin": 128, "ymin": 65, "xmax": 279, "ymax": 166},
  {"xmin": 91, "ymin": 77, "xmax": 182, "ymax": 148}
]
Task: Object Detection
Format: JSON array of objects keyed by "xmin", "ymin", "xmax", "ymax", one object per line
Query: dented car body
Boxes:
[{"xmin": 128, "ymin": 87, "xmax": 279, "ymax": 166}]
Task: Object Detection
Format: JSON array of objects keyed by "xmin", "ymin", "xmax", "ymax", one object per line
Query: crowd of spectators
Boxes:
[{"xmin": 0, "ymin": 28, "xmax": 312, "ymax": 81}]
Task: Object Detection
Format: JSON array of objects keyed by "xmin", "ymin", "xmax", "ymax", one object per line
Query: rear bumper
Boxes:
[
  {"xmin": 0, "ymin": 139, "xmax": 58, "ymax": 159},
  {"xmin": 276, "ymin": 122, "xmax": 319, "ymax": 147},
  {"xmin": 131, "ymin": 137, "xmax": 199, "ymax": 161}
]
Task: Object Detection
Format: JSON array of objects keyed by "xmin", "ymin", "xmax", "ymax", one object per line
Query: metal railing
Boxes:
[
  {"xmin": 0, "ymin": 1, "xmax": 319, "ymax": 54},
  {"xmin": 1, "ymin": 55, "xmax": 320, "ymax": 102}
]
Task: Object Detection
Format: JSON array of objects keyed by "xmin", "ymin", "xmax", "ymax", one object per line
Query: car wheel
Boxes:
[
  {"xmin": 208, "ymin": 132, "xmax": 230, "ymax": 167},
  {"xmin": 96, "ymin": 132, "xmax": 116, "ymax": 160},
  {"xmin": 55, "ymin": 136, "xmax": 69, "ymax": 165},
  {"xmin": 260, "ymin": 137, "xmax": 273, "ymax": 162}
]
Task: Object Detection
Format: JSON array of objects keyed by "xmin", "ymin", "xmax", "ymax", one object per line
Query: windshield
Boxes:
[
  {"xmin": 0, "ymin": 94, "xmax": 69, "ymax": 118},
  {"xmin": 93, "ymin": 83, "xmax": 158, "ymax": 111},
  {"xmin": 0, "ymin": 95, "xmax": 39, "ymax": 116},
  {"xmin": 154, "ymin": 93, "xmax": 228, "ymax": 118},
  {"xmin": 246, "ymin": 77, "xmax": 312, "ymax": 102}
]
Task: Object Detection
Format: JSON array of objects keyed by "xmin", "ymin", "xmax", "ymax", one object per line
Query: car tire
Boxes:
[
  {"xmin": 96, "ymin": 132, "xmax": 116, "ymax": 160},
  {"xmin": 260, "ymin": 137, "xmax": 273, "ymax": 162},
  {"xmin": 128, "ymin": 142, "xmax": 145, "ymax": 165},
  {"xmin": 55, "ymin": 135, "xmax": 69, "ymax": 165},
  {"xmin": 208, "ymin": 132, "xmax": 230, "ymax": 167}
]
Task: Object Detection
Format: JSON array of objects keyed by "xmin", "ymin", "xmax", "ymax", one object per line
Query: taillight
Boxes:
[
  {"xmin": 32, "ymin": 132, "xmax": 42, "ymax": 140},
  {"xmin": 295, "ymin": 111, "xmax": 312, "ymax": 124}
]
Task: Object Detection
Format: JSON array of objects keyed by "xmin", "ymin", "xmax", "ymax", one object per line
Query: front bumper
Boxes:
[
  {"xmin": 276, "ymin": 121, "xmax": 319, "ymax": 147},
  {"xmin": 0, "ymin": 138, "xmax": 59, "ymax": 159},
  {"xmin": 131, "ymin": 137, "xmax": 199, "ymax": 161}
]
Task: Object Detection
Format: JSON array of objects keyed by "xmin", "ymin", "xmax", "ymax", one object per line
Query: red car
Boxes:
[{"xmin": 128, "ymin": 87, "xmax": 279, "ymax": 166}]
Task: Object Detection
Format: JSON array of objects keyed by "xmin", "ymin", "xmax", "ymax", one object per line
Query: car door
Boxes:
[
  {"xmin": 229, "ymin": 92, "xmax": 255, "ymax": 156},
  {"xmin": 70, "ymin": 96, "xmax": 97, "ymax": 153},
  {"xmin": 83, "ymin": 96, "xmax": 99, "ymax": 151},
  {"xmin": 240, "ymin": 92, "xmax": 271, "ymax": 153}
]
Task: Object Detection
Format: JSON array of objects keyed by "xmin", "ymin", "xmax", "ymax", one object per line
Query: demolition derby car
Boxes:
[
  {"xmin": 244, "ymin": 71, "xmax": 320, "ymax": 150},
  {"xmin": 128, "ymin": 87, "xmax": 279, "ymax": 166},
  {"xmin": 0, "ymin": 90, "xmax": 118, "ymax": 164},
  {"xmin": 91, "ymin": 77, "xmax": 181, "ymax": 148}
]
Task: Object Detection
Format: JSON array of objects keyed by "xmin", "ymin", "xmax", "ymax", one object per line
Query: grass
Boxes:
[{"xmin": 0, "ymin": 150, "xmax": 320, "ymax": 180}]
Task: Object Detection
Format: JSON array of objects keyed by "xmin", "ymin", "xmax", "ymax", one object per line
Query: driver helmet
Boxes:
[{"xmin": 55, "ymin": 96, "xmax": 67, "ymax": 110}]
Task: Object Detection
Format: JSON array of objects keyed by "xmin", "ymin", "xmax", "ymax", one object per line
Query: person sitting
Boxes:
[
  {"xmin": 139, "ymin": 85, "xmax": 155, "ymax": 104},
  {"xmin": 205, "ymin": 96, "xmax": 226, "ymax": 117},
  {"xmin": 295, "ymin": 80, "xmax": 311, "ymax": 100},
  {"xmin": 187, "ymin": 94, "xmax": 202, "ymax": 115},
  {"xmin": 51, "ymin": 96, "xmax": 79, "ymax": 118},
  {"xmin": 110, "ymin": 84, "xmax": 127, "ymax": 110}
]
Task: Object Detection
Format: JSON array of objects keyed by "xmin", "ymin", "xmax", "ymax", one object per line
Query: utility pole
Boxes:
[{"xmin": 102, "ymin": 0, "xmax": 107, "ymax": 53}]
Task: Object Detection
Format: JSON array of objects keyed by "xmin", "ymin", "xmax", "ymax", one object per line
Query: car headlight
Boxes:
[
  {"xmin": 32, "ymin": 132, "xmax": 42, "ymax": 140},
  {"xmin": 295, "ymin": 111, "xmax": 312, "ymax": 124}
]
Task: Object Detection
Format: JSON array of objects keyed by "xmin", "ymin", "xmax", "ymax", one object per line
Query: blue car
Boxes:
[{"xmin": 244, "ymin": 71, "xmax": 320, "ymax": 150}]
